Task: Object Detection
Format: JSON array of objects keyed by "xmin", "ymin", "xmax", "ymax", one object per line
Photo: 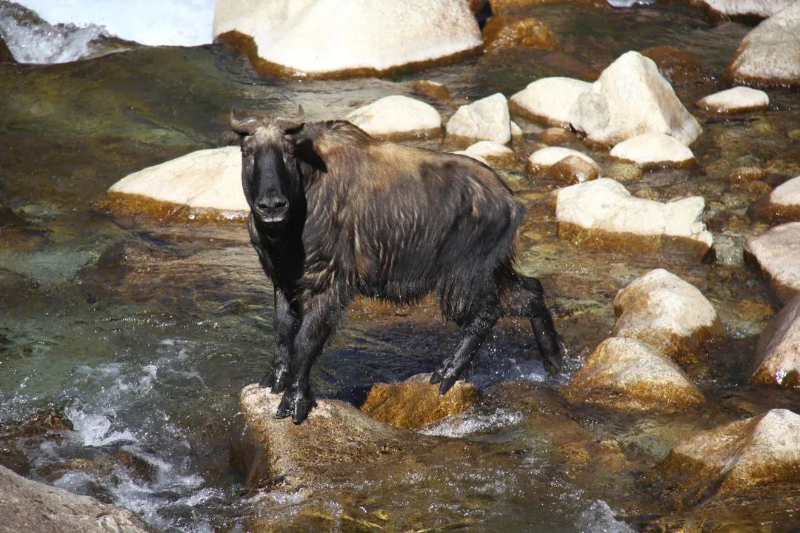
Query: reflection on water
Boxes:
[{"xmin": 2, "ymin": 1, "xmax": 800, "ymax": 531}]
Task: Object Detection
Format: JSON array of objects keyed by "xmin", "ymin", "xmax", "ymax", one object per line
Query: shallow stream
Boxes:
[{"xmin": 1, "ymin": 2, "xmax": 800, "ymax": 532}]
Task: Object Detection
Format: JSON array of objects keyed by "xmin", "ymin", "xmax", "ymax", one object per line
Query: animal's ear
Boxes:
[
  {"xmin": 275, "ymin": 105, "xmax": 306, "ymax": 134},
  {"xmin": 219, "ymin": 130, "xmax": 246, "ymax": 147}
]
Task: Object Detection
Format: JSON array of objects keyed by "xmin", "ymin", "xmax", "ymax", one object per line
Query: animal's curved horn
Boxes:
[
  {"xmin": 275, "ymin": 105, "xmax": 306, "ymax": 133},
  {"xmin": 229, "ymin": 108, "xmax": 260, "ymax": 134}
]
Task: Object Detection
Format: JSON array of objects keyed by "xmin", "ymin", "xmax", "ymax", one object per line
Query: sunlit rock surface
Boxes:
[
  {"xmin": 556, "ymin": 179, "xmax": 713, "ymax": 259},
  {"xmin": 745, "ymin": 222, "xmax": 800, "ymax": 303},
  {"xmin": 612, "ymin": 269, "xmax": 723, "ymax": 365},
  {"xmin": 212, "ymin": 0, "xmax": 482, "ymax": 77},
  {"xmin": 545, "ymin": 155, "xmax": 600, "ymax": 184},
  {"xmin": 510, "ymin": 77, "xmax": 592, "ymax": 127},
  {"xmin": 107, "ymin": 147, "xmax": 247, "ymax": 221},
  {"xmin": 696, "ymin": 87, "xmax": 769, "ymax": 113},
  {"xmin": 751, "ymin": 294, "xmax": 800, "ymax": 387},
  {"xmin": 360, "ymin": 373, "xmax": 482, "ymax": 430},
  {"xmin": 527, "ymin": 146, "xmax": 597, "ymax": 171},
  {"xmin": 569, "ymin": 51, "xmax": 702, "ymax": 146},
  {"xmin": 0, "ymin": 464, "xmax": 153, "ymax": 533},
  {"xmin": 446, "ymin": 93, "xmax": 512, "ymax": 145},
  {"xmin": 564, "ymin": 337, "xmax": 704, "ymax": 412},
  {"xmin": 345, "ymin": 95, "xmax": 441, "ymax": 140},
  {"xmin": 725, "ymin": 2, "xmax": 800, "ymax": 87},
  {"xmin": 657, "ymin": 409, "xmax": 800, "ymax": 503},
  {"xmin": 753, "ymin": 175, "xmax": 800, "ymax": 222},
  {"xmin": 482, "ymin": 14, "xmax": 556, "ymax": 52},
  {"xmin": 411, "ymin": 79, "xmax": 452, "ymax": 101},
  {"xmin": 489, "ymin": 0, "xmax": 596, "ymax": 13},
  {"xmin": 610, "ymin": 133, "xmax": 695, "ymax": 168},
  {"xmin": 698, "ymin": 0, "xmax": 794, "ymax": 19},
  {"xmin": 234, "ymin": 384, "xmax": 421, "ymax": 489},
  {"xmin": 457, "ymin": 141, "xmax": 516, "ymax": 168}
]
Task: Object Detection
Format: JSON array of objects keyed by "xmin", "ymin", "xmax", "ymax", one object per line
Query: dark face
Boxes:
[{"xmin": 240, "ymin": 128, "xmax": 300, "ymax": 226}]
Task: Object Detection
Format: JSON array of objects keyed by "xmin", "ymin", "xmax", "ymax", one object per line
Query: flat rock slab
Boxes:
[
  {"xmin": 0, "ymin": 465, "xmax": 153, "ymax": 533},
  {"xmin": 696, "ymin": 86, "xmax": 769, "ymax": 113},
  {"xmin": 612, "ymin": 269, "xmax": 723, "ymax": 365},
  {"xmin": 564, "ymin": 337, "xmax": 705, "ymax": 412},
  {"xmin": 360, "ymin": 373, "xmax": 482, "ymax": 430},
  {"xmin": 345, "ymin": 95, "xmax": 441, "ymax": 140},
  {"xmin": 107, "ymin": 147, "xmax": 247, "ymax": 221},
  {"xmin": 234, "ymin": 384, "xmax": 427, "ymax": 490},
  {"xmin": 556, "ymin": 179, "xmax": 713, "ymax": 260},
  {"xmin": 610, "ymin": 133, "xmax": 695, "ymax": 168},
  {"xmin": 725, "ymin": 2, "xmax": 800, "ymax": 87},
  {"xmin": 213, "ymin": 0, "xmax": 481, "ymax": 78},
  {"xmin": 751, "ymin": 294, "xmax": 800, "ymax": 387},
  {"xmin": 657, "ymin": 409, "xmax": 800, "ymax": 504},
  {"xmin": 446, "ymin": 93, "xmax": 512, "ymax": 145},
  {"xmin": 745, "ymin": 222, "xmax": 800, "ymax": 304},
  {"xmin": 569, "ymin": 51, "xmax": 702, "ymax": 146},
  {"xmin": 510, "ymin": 77, "xmax": 592, "ymax": 127}
]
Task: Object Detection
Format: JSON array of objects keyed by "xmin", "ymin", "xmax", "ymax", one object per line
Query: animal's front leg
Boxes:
[
  {"xmin": 275, "ymin": 291, "xmax": 346, "ymax": 424},
  {"xmin": 260, "ymin": 287, "xmax": 299, "ymax": 393}
]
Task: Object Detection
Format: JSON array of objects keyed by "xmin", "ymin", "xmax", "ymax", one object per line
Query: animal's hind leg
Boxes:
[
  {"xmin": 500, "ymin": 273, "xmax": 563, "ymax": 374},
  {"xmin": 430, "ymin": 301, "xmax": 501, "ymax": 395}
]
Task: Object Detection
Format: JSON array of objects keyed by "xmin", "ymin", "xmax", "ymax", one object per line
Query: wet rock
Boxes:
[
  {"xmin": 213, "ymin": 0, "xmax": 481, "ymax": 78},
  {"xmin": 411, "ymin": 80, "xmax": 452, "ymax": 101},
  {"xmin": 751, "ymin": 294, "xmax": 800, "ymax": 387},
  {"xmin": 538, "ymin": 127, "xmax": 577, "ymax": 145},
  {"xmin": 728, "ymin": 166, "xmax": 765, "ymax": 183},
  {"xmin": 510, "ymin": 120, "xmax": 523, "ymax": 140},
  {"xmin": 0, "ymin": 464, "xmax": 153, "ymax": 533},
  {"xmin": 612, "ymin": 269, "xmax": 724, "ymax": 365},
  {"xmin": 0, "ymin": 411, "xmax": 72, "ymax": 475},
  {"xmin": 457, "ymin": 141, "xmax": 517, "ymax": 168},
  {"xmin": 745, "ymin": 222, "xmax": 800, "ymax": 303},
  {"xmin": 698, "ymin": 0, "xmax": 794, "ymax": 19},
  {"xmin": 526, "ymin": 146, "xmax": 598, "ymax": 174},
  {"xmin": 657, "ymin": 409, "xmax": 800, "ymax": 504},
  {"xmin": 607, "ymin": 162, "xmax": 644, "ymax": 183},
  {"xmin": 233, "ymin": 384, "xmax": 423, "ymax": 489},
  {"xmin": 751, "ymin": 175, "xmax": 800, "ymax": 222},
  {"xmin": 0, "ymin": 35, "xmax": 14, "ymax": 63},
  {"xmin": 546, "ymin": 156, "xmax": 600, "ymax": 185},
  {"xmin": 569, "ymin": 51, "xmax": 702, "ymax": 146},
  {"xmin": 107, "ymin": 147, "xmax": 247, "ymax": 221},
  {"xmin": 345, "ymin": 95, "xmax": 441, "ymax": 140},
  {"xmin": 450, "ymin": 150, "xmax": 490, "ymax": 166},
  {"xmin": 564, "ymin": 337, "xmax": 705, "ymax": 412},
  {"xmin": 556, "ymin": 179, "xmax": 714, "ymax": 259},
  {"xmin": 489, "ymin": 0, "xmax": 595, "ymax": 13},
  {"xmin": 468, "ymin": 0, "xmax": 489, "ymax": 14},
  {"xmin": 696, "ymin": 87, "xmax": 769, "ymax": 113},
  {"xmin": 446, "ymin": 93, "xmax": 512, "ymax": 145},
  {"xmin": 360, "ymin": 373, "xmax": 482, "ymax": 430},
  {"xmin": 609, "ymin": 133, "xmax": 695, "ymax": 168},
  {"xmin": 482, "ymin": 15, "xmax": 557, "ymax": 52},
  {"xmin": 725, "ymin": 2, "xmax": 800, "ymax": 87},
  {"xmin": 510, "ymin": 77, "xmax": 592, "ymax": 127},
  {"xmin": 640, "ymin": 45, "xmax": 704, "ymax": 85}
]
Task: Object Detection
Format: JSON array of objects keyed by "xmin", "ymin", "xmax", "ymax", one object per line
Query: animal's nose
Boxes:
[{"xmin": 256, "ymin": 197, "xmax": 288, "ymax": 212}]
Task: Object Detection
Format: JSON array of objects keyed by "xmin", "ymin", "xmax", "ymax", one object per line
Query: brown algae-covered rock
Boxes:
[
  {"xmin": 745, "ymin": 222, "xmax": 800, "ymax": 304},
  {"xmin": 751, "ymin": 175, "xmax": 800, "ymax": 222},
  {"xmin": 612, "ymin": 269, "xmax": 723, "ymax": 365},
  {"xmin": 545, "ymin": 155, "xmax": 600, "ymax": 185},
  {"xmin": 482, "ymin": 15, "xmax": 556, "ymax": 52},
  {"xmin": 751, "ymin": 294, "xmax": 800, "ymax": 387},
  {"xmin": 489, "ymin": 0, "xmax": 598, "ymax": 13},
  {"xmin": 0, "ymin": 465, "xmax": 153, "ymax": 533},
  {"xmin": 564, "ymin": 337, "xmax": 705, "ymax": 412},
  {"xmin": 360, "ymin": 373, "xmax": 482, "ymax": 430},
  {"xmin": 345, "ymin": 95, "xmax": 442, "ymax": 140},
  {"xmin": 456, "ymin": 141, "xmax": 517, "ymax": 168},
  {"xmin": 657, "ymin": 409, "xmax": 800, "ymax": 503},
  {"xmin": 411, "ymin": 80, "xmax": 452, "ymax": 101}
]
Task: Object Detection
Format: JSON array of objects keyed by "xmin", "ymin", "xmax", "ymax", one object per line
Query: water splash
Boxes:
[
  {"xmin": 576, "ymin": 500, "xmax": 636, "ymax": 533},
  {"xmin": 420, "ymin": 409, "xmax": 524, "ymax": 437}
]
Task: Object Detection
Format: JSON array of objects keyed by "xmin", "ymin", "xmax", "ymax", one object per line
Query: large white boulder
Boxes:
[
  {"xmin": 657, "ymin": 409, "xmax": 800, "ymax": 501},
  {"xmin": 698, "ymin": 0, "xmax": 795, "ymax": 18},
  {"xmin": 696, "ymin": 87, "xmax": 769, "ymax": 113},
  {"xmin": 569, "ymin": 51, "xmax": 702, "ymax": 146},
  {"xmin": 345, "ymin": 95, "xmax": 441, "ymax": 140},
  {"xmin": 446, "ymin": 93, "xmax": 512, "ymax": 145},
  {"xmin": 745, "ymin": 222, "xmax": 800, "ymax": 303},
  {"xmin": 725, "ymin": 2, "xmax": 800, "ymax": 87},
  {"xmin": 107, "ymin": 147, "xmax": 247, "ymax": 219},
  {"xmin": 564, "ymin": 337, "xmax": 705, "ymax": 412},
  {"xmin": 509, "ymin": 77, "xmax": 592, "ymax": 127},
  {"xmin": 751, "ymin": 294, "xmax": 800, "ymax": 387},
  {"xmin": 612, "ymin": 269, "xmax": 723, "ymax": 365},
  {"xmin": 556, "ymin": 178, "xmax": 713, "ymax": 259},
  {"xmin": 213, "ymin": 0, "xmax": 482, "ymax": 77},
  {"xmin": 610, "ymin": 133, "xmax": 695, "ymax": 168}
]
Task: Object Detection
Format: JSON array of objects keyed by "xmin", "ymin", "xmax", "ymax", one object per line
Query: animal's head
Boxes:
[{"xmin": 226, "ymin": 106, "xmax": 312, "ymax": 227}]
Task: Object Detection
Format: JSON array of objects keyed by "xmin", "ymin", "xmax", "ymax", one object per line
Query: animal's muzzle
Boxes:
[{"xmin": 254, "ymin": 196, "xmax": 290, "ymax": 223}]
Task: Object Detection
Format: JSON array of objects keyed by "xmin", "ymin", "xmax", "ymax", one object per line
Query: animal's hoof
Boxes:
[
  {"xmin": 438, "ymin": 375, "xmax": 457, "ymax": 395},
  {"xmin": 429, "ymin": 371, "xmax": 442, "ymax": 384},
  {"xmin": 291, "ymin": 391, "xmax": 317, "ymax": 425},
  {"xmin": 260, "ymin": 367, "xmax": 290, "ymax": 393},
  {"xmin": 543, "ymin": 337, "xmax": 567, "ymax": 375},
  {"xmin": 275, "ymin": 393, "xmax": 293, "ymax": 419}
]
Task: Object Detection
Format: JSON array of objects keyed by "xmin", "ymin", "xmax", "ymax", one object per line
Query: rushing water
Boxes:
[{"xmin": 2, "ymin": 1, "xmax": 800, "ymax": 532}]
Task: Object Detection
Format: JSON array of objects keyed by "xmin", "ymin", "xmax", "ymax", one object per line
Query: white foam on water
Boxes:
[
  {"xmin": 66, "ymin": 407, "xmax": 138, "ymax": 447},
  {"xmin": 12, "ymin": 0, "xmax": 215, "ymax": 46},
  {"xmin": 420, "ymin": 409, "xmax": 524, "ymax": 438},
  {"xmin": 576, "ymin": 500, "xmax": 636, "ymax": 533},
  {"xmin": 607, "ymin": 0, "xmax": 656, "ymax": 7}
]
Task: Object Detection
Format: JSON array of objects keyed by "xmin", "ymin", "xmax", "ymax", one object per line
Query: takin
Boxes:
[{"xmin": 224, "ymin": 106, "xmax": 563, "ymax": 424}]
